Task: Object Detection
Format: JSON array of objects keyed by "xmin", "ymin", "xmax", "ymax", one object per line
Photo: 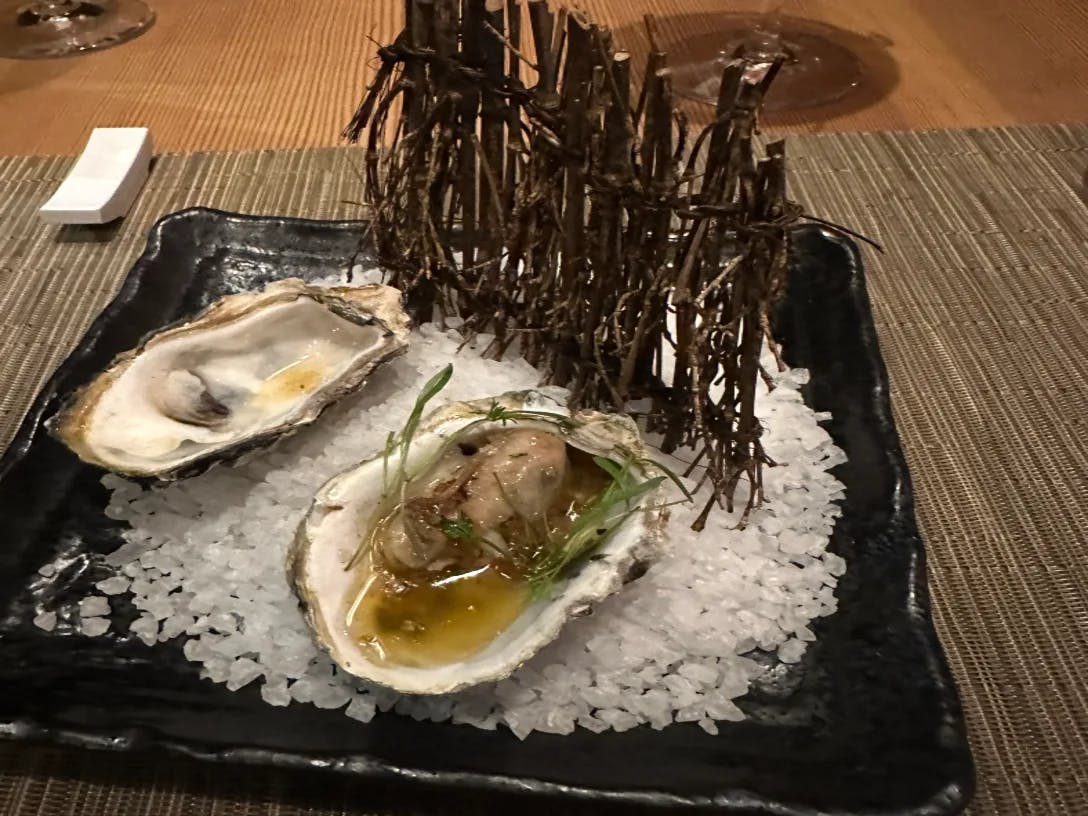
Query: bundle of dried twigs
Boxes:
[{"xmin": 346, "ymin": 0, "xmax": 807, "ymax": 529}]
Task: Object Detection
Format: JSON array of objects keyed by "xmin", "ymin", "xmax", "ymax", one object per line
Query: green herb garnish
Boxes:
[
  {"xmin": 346, "ymin": 364, "xmax": 454, "ymax": 570},
  {"xmin": 394, "ymin": 363, "xmax": 453, "ymax": 488},
  {"xmin": 525, "ymin": 456, "xmax": 666, "ymax": 599},
  {"xmin": 439, "ymin": 513, "xmax": 476, "ymax": 542},
  {"xmin": 345, "ymin": 365, "xmax": 688, "ymax": 579},
  {"xmin": 440, "ymin": 512, "xmax": 513, "ymax": 561}
]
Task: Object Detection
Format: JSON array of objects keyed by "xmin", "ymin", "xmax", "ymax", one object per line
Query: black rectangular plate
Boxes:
[{"xmin": 0, "ymin": 209, "xmax": 974, "ymax": 815}]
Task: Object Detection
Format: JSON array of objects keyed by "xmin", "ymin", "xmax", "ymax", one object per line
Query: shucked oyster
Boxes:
[
  {"xmin": 288, "ymin": 370, "xmax": 669, "ymax": 695},
  {"xmin": 50, "ymin": 278, "xmax": 410, "ymax": 479}
]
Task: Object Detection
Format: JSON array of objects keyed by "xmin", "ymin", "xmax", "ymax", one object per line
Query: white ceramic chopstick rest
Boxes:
[{"xmin": 39, "ymin": 128, "xmax": 153, "ymax": 225}]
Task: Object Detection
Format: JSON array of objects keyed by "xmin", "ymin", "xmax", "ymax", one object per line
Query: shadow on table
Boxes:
[{"xmin": 53, "ymin": 222, "xmax": 127, "ymax": 245}]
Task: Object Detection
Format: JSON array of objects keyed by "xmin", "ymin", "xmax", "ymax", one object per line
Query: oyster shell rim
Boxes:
[
  {"xmin": 47, "ymin": 278, "xmax": 411, "ymax": 481},
  {"xmin": 287, "ymin": 390, "xmax": 669, "ymax": 696}
]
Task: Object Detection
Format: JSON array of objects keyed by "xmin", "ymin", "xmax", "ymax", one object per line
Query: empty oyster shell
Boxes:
[
  {"xmin": 288, "ymin": 390, "xmax": 667, "ymax": 695},
  {"xmin": 49, "ymin": 278, "xmax": 410, "ymax": 479}
]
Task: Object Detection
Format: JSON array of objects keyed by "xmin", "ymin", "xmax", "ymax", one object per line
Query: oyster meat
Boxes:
[
  {"xmin": 50, "ymin": 278, "xmax": 410, "ymax": 479},
  {"xmin": 288, "ymin": 387, "xmax": 667, "ymax": 695}
]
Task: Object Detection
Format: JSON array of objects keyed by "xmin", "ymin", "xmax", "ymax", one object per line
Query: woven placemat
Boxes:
[{"xmin": 1, "ymin": 124, "xmax": 1087, "ymax": 815}]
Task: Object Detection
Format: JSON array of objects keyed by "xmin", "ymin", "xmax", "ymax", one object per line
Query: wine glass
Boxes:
[
  {"xmin": 0, "ymin": 0, "xmax": 154, "ymax": 59},
  {"xmin": 667, "ymin": 3, "xmax": 864, "ymax": 113}
]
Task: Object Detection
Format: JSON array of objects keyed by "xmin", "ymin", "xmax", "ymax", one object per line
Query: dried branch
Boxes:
[{"xmin": 346, "ymin": 2, "xmax": 810, "ymax": 529}]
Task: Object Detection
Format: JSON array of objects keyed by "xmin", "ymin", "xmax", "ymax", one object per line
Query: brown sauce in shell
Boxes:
[{"xmin": 344, "ymin": 430, "xmax": 611, "ymax": 668}]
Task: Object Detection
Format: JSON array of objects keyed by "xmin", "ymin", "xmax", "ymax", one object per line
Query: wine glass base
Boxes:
[
  {"xmin": 0, "ymin": 0, "xmax": 154, "ymax": 59},
  {"xmin": 667, "ymin": 14, "xmax": 864, "ymax": 113}
]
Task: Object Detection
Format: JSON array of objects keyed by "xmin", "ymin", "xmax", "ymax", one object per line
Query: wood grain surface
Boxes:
[{"xmin": 1, "ymin": 0, "xmax": 1087, "ymax": 157}]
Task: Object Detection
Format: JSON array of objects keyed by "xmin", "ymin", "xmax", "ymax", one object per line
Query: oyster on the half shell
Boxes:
[
  {"xmin": 50, "ymin": 278, "xmax": 410, "ymax": 479},
  {"xmin": 288, "ymin": 388, "xmax": 668, "ymax": 695}
]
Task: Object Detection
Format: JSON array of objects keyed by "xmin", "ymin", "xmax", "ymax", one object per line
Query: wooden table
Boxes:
[
  {"xmin": 2, "ymin": 4, "xmax": 1088, "ymax": 816},
  {"xmin": 1, "ymin": 0, "xmax": 1087, "ymax": 156}
]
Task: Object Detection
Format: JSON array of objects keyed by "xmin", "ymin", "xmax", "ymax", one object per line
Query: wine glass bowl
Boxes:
[
  {"xmin": 622, "ymin": 12, "xmax": 897, "ymax": 120},
  {"xmin": 0, "ymin": 0, "xmax": 154, "ymax": 59}
]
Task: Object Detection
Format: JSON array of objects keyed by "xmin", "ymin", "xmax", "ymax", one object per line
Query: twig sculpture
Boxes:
[{"xmin": 346, "ymin": 0, "xmax": 804, "ymax": 528}]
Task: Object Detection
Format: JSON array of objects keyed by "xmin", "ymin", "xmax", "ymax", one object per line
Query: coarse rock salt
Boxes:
[
  {"xmin": 75, "ymin": 314, "xmax": 846, "ymax": 739},
  {"xmin": 80, "ymin": 617, "xmax": 111, "ymax": 637},
  {"xmin": 78, "ymin": 596, "xmax": 110, "ymax": 618},
  {"xmin": 95, "ymin": 576, "xmax": 130, "ymax": 595}
]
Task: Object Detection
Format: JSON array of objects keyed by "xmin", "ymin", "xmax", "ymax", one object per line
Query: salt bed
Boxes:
[{"xmin": 55, "ymin": 298, "xmax": 847, "ymax": 739}]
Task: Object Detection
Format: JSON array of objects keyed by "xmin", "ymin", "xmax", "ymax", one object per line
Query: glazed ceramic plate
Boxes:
[{"xmin": 0, "ymin": 209, "xmax": 974, "ymax": 814}]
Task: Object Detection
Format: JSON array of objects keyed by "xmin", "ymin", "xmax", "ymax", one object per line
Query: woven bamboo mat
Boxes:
[{"xmin": 1, "ymin": 124, "xmax": 1086, "ymax": 815}]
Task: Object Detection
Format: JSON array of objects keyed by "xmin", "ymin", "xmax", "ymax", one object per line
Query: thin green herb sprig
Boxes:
[
  {"xmin": 347, "ymin": 364, "xmax": 453, "ymax": 570},
  {"xmin": 440, "ymin": 512, "xmax": 514, "ymax": 561},
  {"xmin": 347, "ymin": 367, "xmax": 578, "ymax": 570},
  {"xmin": 432, "ymin": 453, "xmax": 670, "ymax": 600},
  {"xmin": 525, "ymin": 457, "xmax": 665, "ymax": 599},
  {"xmin": 389, "ymin": 364, "xmax": 453, "ymax": 491},
  {"xmin": 344, "ymin": 365, "xmax": 688, "ymax": 579}
]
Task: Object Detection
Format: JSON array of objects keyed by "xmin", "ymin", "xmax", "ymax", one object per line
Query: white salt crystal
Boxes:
[
  {"xmin": 580, "ymin": 687, "xmax": 616, "ymax": 710},
  {"xmin": 212, "ymin": 634, "xmax": 253, "ymax": 659},
  {"xmin": 130, "ymin": 613, "xmax": 159, "ymax": 643},
  {"xmin": 596, "ymin": 709, "xmax": 640, "ymax": 732},
  {"xmin": 677, "ymin": 663, "xmax": 717, "ymax": 686},
  {"xmin": 777, "ymin": 638, "xmax": 807, "ymax": 664},
  {"xmin": 122, "ymin": 561, "xmax": 144, "ymax": 583},
  {"xmin": 226, "ymin": 658, "xmax": 264, "ymax": 691},
  {"xmin": 183, "ymin": 639, "xmax": 207, "ymax": 662},
  {"xmin": 95, "ymin": 576, "xmax": 130, "ymax": 595},
  {"xmin": 289, "ymin": 678, "xmax": 318, "ymax": 704},
  {"xmin": 311, "ymin": 684, "xmax": 353, "ymax": 710},
  {"xmin": 203, "ymin": 658, "xmax": 231, "ymax": 684},
  {"xmin": 145, "ymin": 598, "xmax": 173, "ymax": 621},
  {"xmin": 38, "ymin": 563, "xmax": 57, "ymax": 578},
  {"xmin": 207, "ymin": 612, "xmax": 236, "ymax": 633},
  {"xmin": 186, "ymin": 592, "xmax": 218, "ymax": 615},
  {"xmin": 161, "ymin": 615, "xmax": 195, "ymax": 640},
  {"xmin": 494, "ymin": 679, "xmax": 537, "ymax": 707},
  {"xmin": 576, "ymin": 714, "xmax": 610, "ymax": 733},
  {"xmin": 261, "ymin": 677, "xmax": 292, "ymax": 707},
  {"xmin": 107, "ymin": 540, "xmax": 154, "ymax": 568},
  {"xmin": 674, "ymin": 707, "xmax": 705, "ymax": 723},
  {"xmin": 505, "ymin": 710, "xmax": 537, "ymax": 741},
  {"xmin": 778, "ymin": 531, "xmax": 809, "ymax": 556},
  {"xmin": 80, "ymin": 617, "xmax": 110, "ymax": 637},
  {"xmin": 540, "ymin": 705, "xmax": 578, "ymax": 735},
  {"xmin": 825, "ymin": 552, "xmax": 847, "ymax": 577},
  {"xmin": 78, "ymin": 596, "xmax": 110, "ymax": 618},
  {"xmin": 629, "ymin": 689, "xmax": 670, "ymax": 720},
  {"xmin": 33, "ymin": 611, "xmax": 57, "ymax": 631},
  {"xmin": 343, "ymin": 695, "xmax": 378, "ymax": 723}
]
